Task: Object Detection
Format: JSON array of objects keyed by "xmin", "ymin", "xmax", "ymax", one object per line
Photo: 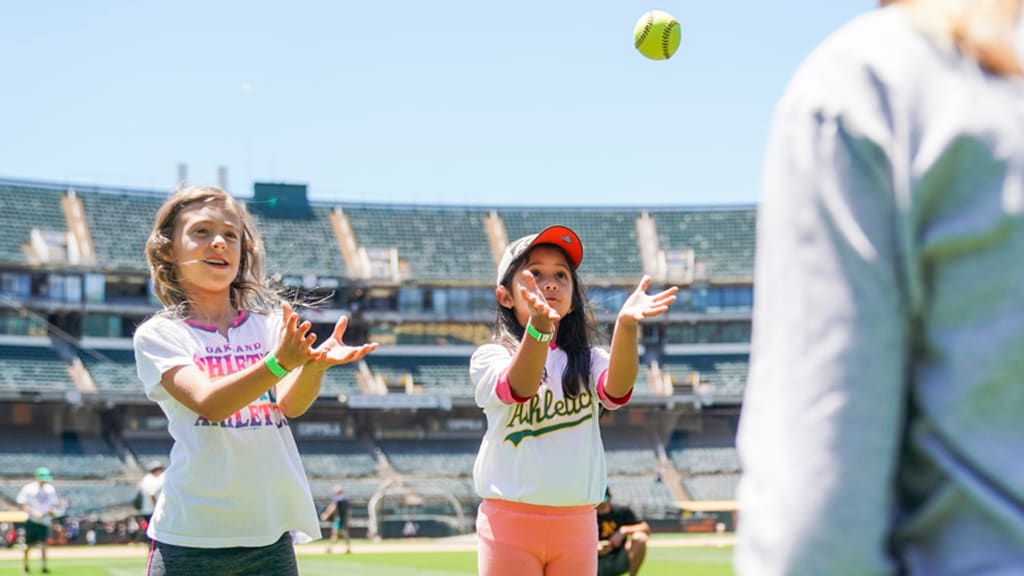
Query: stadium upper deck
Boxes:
[{"xmin": 0, "ymin": 177, "xmax": 756, "ymax": 286}]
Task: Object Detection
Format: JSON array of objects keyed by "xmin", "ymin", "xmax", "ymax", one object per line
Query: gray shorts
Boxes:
[{"xmin": 146, "ymin": 533, "xmax": 298, "ymax": 576}]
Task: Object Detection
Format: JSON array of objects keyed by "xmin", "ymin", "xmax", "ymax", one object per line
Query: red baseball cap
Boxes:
[{"xmin": 496, "ymin": 225, "xmax": 583, "ymax": 285}]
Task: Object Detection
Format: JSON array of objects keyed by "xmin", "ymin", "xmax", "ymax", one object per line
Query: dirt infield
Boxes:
[{"xmin": 0, "ymin": 534, "xmax": 735, "ymax": 560}]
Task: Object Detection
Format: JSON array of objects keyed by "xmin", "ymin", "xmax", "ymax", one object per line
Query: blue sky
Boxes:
[{"xmin": 1, "ymin": 1, "xmax": 874, "ymax": 207}]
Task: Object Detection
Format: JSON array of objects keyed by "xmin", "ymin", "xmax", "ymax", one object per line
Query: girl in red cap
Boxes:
[{"xmin": 471, "ymin": 225, "xmax": 677, "ymax": 576}]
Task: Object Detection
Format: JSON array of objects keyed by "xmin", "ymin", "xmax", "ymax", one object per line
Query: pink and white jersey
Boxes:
[
  {"xmin": 133, "ymin": 311, "xmax": 320, "ymax": 548},
  {"xmin": 470, "ymin": 344, "xmax": 630, "ymax": 507}
]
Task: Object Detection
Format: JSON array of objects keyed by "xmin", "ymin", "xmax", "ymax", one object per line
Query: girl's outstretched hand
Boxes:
[
  {"xmin": 310, "ymin": 315, "xmax": 379, "ymax": 367},
  {"xmin": 274, "ymin": 302, "xmax": 321, "ymax": 369},
  {"xmin": 518, "ymin": 270, "xmax": 561, "ymax": 331},
  {"xmin": 618, "ymin": 276, "xmax": 679, "ymax": 327}
]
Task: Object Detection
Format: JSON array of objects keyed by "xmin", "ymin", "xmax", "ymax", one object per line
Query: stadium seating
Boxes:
[
  {"xmin": 78, "ymin": 347, "xmax": 140, "ymax": 393},
  {"xmin": 342, "ymin": 206, "xmax": 494, "ymax": 283},
  {"xmin": 653, "ymin": 209, "xmax": 756, "ymax": 281},
  {"xmin": 603, "ymin": 428, "xmax": 659, "ymax": 476},
  {"xmin": 0, "ymin": 429, "xmax": 125, "ymax": 479},
  {"xmin": 660, "ymin": 353, "xmax": 749, "ymax": 400},
  {"xmin": 0, "ymin": 344, "xmax": 75, "ymax": 393},
  {"xmin": 318, "ymin": 364, "xmax": 361, "ymax": 397},
  {"xmin": 0, "ymin": 184, "xmax": 67, "ymax": 265},
  {"xmin": 77, "ymin": 190, "xmax": 164, "ymax": 271},
  {"xmin": 0, "ymin": 480, "xmax": 147, "ymax": 516},
  {"xmin": 298, "ymin": 440, "xmax": 378, "ymax": 478},
  {"xmin": 606, "ymin": 476, "xmax": 679, "ymax": 519},
  {"xmin": 367, "ymin": 354, "xmax": 474, "ymax": 396},
  {"xmin": 681, "ymin": 474, "xmax": 741, "ymax": 501},
  {"xmin": 665, "ymin": 321, "xmax": 752, "ymax": 344},
  {"xmin": 308, "ymin": 478, "xmax": 384, "ymax": 504},
  {"xmin": 379, "ymin": 439, "xmax": 478, "ymax": 477},
  {"xmin": 501, "ymin": 209, "xmax": 645, "ymax": 282},
  {"xmin": 250, "ymin": 206, "xmax": 349, "ymax": 278},
  {"xmin": 667, "ymin": 433, "xmax": 742, "ymax": 503},
  {"xmin": 631, "ymin": 368, "xmax": 653, "ymax": 395},
  {"xmin": 670, "ymin": 446, "xmax": 741, "ymax": 475},
  {"xmin": 123, "ymin": 437, "xmax": 174, "ymax": 469}
]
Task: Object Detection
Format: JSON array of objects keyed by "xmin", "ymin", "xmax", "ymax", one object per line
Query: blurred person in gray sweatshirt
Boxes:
[{"xmin": 736, "ymin": 1, "xmax": 1024, "ymax": 574}]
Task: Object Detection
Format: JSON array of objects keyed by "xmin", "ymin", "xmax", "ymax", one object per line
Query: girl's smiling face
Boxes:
[
  {"xmin": 501, "ymin": 245, "xmax": 575, "ymax": 327},
  {"xmin": 170, "ymin": 200, "xmax": 243, "ymax": 298}
]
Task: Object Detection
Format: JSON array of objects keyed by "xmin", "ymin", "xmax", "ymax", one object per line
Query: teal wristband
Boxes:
[
  {"xmin": 525, "ymin": 320, "xmax": 553, "ymax": 343},
  {"xmin": 264, "ymin": 353, "xmax": 290, "ymax": 378}
]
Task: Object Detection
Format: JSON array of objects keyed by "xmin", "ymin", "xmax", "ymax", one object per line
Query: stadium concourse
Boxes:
[{"xmin": 0, "ymin": 178, "xmax": 749, "ymax": 546}]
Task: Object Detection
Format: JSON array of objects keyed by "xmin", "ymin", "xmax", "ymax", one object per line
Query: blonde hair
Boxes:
[
  {"xmin": 145, "ymin": 186, "xmax": 281, "ymax": 316},
  {"xmin": 899, "ymin": 0, "xmax": 1023, "ymax": 75}
]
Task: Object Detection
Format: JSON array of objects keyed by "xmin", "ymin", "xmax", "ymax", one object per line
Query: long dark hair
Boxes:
[{"xmin": 494, "ymin": 245, "xmax": 599, "ymax": 398}]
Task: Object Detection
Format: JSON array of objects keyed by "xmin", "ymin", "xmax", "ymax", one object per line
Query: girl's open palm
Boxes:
[
  {"xmin": 275, "ymin": 302, "xmax": 320, "ymax": 369},
  {"xmin": 312, "ymin": 316, "xmax": 379, "ymax": 367},
  {"xmin": 518, "ymin": 270, "xmax": 561, "ymax": 327},
  {"xmin": 618, "ymin": 276, "xmax": 678, "ymax": 326}
]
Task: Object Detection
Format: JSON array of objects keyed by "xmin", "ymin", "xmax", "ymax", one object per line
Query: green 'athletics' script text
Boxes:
[{"xmin": 504, "ymin": 389, "xmax": 594, "ymax": 446}]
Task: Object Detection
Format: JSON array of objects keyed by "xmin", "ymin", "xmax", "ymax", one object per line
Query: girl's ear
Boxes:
[{"xmin": 495, "ymin": 285, "xmax": 515, "ymax": 309}]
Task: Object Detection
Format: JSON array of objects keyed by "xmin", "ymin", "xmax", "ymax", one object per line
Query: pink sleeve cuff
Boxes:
[
  {"xmin": 496, "ymin": 369, "xmax": 533, "ymax": 404},
  {"xmin": 597, "ymin": 370, "xmax": 632, "ymax": 407}
]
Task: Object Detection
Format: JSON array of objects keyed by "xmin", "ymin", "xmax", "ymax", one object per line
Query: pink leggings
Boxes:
[{"xmin": 477, "ymin": 498, "xmax": 597, "ymax": 576}]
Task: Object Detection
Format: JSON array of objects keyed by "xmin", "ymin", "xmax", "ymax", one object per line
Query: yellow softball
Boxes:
[{"xmin": 633, "ymin": 10, "xmax": 681, "ymax": 61}]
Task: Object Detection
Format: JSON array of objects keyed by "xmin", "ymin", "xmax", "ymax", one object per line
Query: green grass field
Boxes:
[{"xmin": 0, "ymin": 545, "xmax": 735, "ymax": 576}]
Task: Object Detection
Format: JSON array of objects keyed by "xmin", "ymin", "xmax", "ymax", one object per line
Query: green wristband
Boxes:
[
  {"xmin": 525, "ymin": 320, "xmax": 553, "ymax": 343},
  {"xmin": 264, "ymin": 353, "xmax": 290, "ymax": 378}
]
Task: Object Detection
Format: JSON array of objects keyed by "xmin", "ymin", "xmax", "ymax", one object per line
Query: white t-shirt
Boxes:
[
  {"xmin": 133, "ymin": 311, "xmax": 320, "ymax": 548},
  {"xmin": 470, "ymin": 343, "xmax": 629, "ymax": 507},
  {"xmin": 16, "ymin": 482, "xmax": 59, "ymax": 527},
  {"xmin": 137, "ymin": 472, "xmax": 164, "ymax": 516}
]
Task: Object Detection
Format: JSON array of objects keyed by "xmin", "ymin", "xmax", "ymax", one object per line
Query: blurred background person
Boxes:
[
  {"xmin": 320, "ymin": 484, "xmax": 352, "ymax": 554},
  {"xmin": 736, "ymin": 1, "xmax": 1024, "ymax": 574},
  {"xmin": 137, "ymin": 460, "xmax": 165, "ymax": 540},
  {"xmin": 17, "ymin": 467, "xmax": 59, "ymax": 574},
  {"xmin": 596, "ymin": 488, "xmax": 650, "ymax": 576}
]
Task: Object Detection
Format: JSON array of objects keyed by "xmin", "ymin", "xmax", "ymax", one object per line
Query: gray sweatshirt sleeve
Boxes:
[{"xmin": 734, "ymin": 35, "xmax": 909, "ymax": 575}]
